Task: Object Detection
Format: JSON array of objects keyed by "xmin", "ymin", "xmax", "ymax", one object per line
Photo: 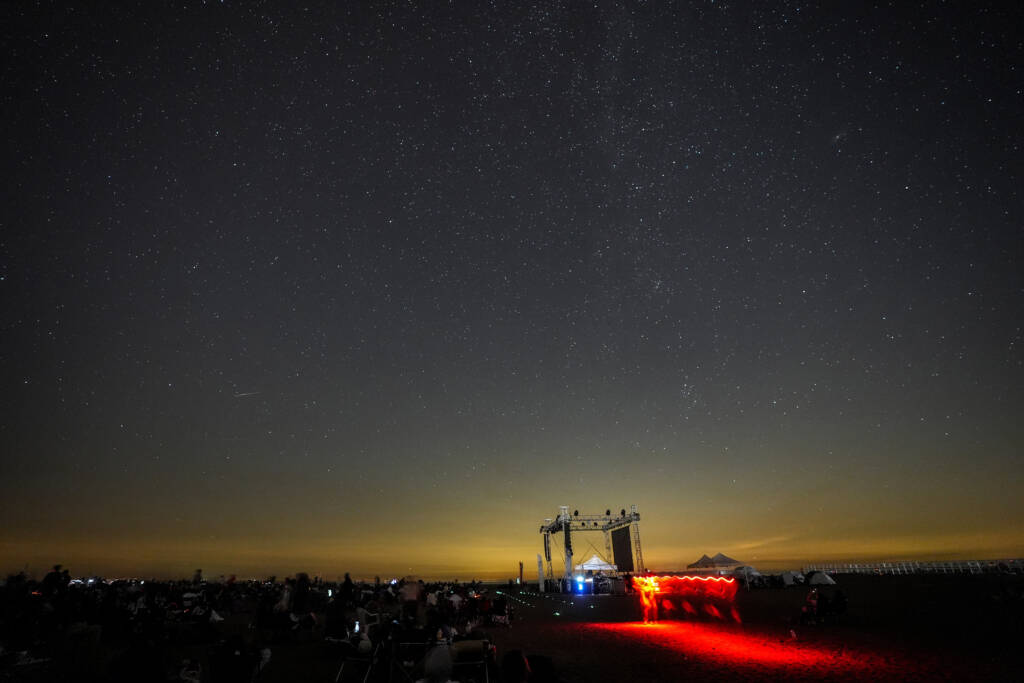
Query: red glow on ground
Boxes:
[{"xmin": 587, "ymin": 622, "xmax": 878, "ymax": 674}]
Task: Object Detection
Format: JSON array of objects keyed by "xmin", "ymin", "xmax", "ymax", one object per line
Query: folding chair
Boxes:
[
  {"xmin": 489, "ymin": 598, "xmax": 511, "ymax": 626},
  {"xmin": 334, "ymin": 638, "xmax": 380, "ymax": 683},
  {"xmin": 388, "ymin": 640, "xmax": 431, "ymax": 682},
  {"xmin": 450, "ymin": 639, "xmax": 492, "ymax": 683}
]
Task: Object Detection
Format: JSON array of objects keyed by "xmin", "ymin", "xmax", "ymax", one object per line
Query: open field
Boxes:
[
  {"xmin": 4, "ymin": 574, "xmax": 1020, "ymax": 681},
  {"xmin": 200, "ymin": 573, "xmax": 1024, "ymax": 681},
  {"xmin": 482, "ymin": 574, "xmax": 1024, "ymax": 682}
]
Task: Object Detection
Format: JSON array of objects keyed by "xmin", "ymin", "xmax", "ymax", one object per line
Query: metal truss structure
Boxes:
[{"xmin": 538, "ymin": 504, "xmax": 646, "ymax": 587}]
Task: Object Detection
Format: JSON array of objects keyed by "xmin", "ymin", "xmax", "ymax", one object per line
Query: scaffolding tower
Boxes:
[{"xmin": 539, "ymin": 504, "xmax": 646, "ymax": 588}]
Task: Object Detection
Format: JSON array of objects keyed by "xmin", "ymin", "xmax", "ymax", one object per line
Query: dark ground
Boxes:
[
  {"xmin": 480, "ymin": 574, "xmax": 1024, "ymax": 682},
  {"xmin": 249, "ymin": 574, "xmax": 1024, "ymax": 681},
  {"xmin": 5, "ymin": 574, "xmax": 1020, "ymax": 681}
]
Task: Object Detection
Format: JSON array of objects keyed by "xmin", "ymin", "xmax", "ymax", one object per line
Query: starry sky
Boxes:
[{"xmin": 2, "ymin": 1, "xmax": 1022, "ymax": 580}]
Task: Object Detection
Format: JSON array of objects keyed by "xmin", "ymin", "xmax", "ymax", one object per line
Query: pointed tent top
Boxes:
[
  {"xmin": 687, "ymin": 553, "xmax": 741, "ymax": 568},
  {"xmin": 687, "ymin": 554, "xmax": 715, "ymax": 568},
  {"xmin": 711, "ymin": 552, "xmax": 740, "ymax": 565}
]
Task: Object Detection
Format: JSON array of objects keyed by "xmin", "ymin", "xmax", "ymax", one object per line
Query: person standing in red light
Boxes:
[
  {"xmin": 801, "ymin": 588, "xmax": 819, "ymax": 625},
  {"xmin": 640, "ymin": 580, "xmax": 659, "ymax": 623}
]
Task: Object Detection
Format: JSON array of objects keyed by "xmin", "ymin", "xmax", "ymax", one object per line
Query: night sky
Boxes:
[{"xmin": 2, "ymin": 1, "xmax": 1022, "ymax": 580}]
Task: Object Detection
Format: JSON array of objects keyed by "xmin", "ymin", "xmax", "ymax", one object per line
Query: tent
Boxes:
[
  {"xmin": 733, "ymin": 565, "xmax": 763, "ymax": 583},
  {"xmin": 574, "ymin": 554, "xmax": 616, "ymax": 572},
  {"xmin": 806, "ymin": 571, "xmax": 837, "ymax": 585},
  {"xmin": 687, "ymin": 554, "xmax": 715, "ymax": 568},
  {"xmin": 780, "ymin": 570, "xmax": 805, "ymax": 586},
  {"xmin": 688, "ymin": 552, "xmax": 742, "ymax": 569}
]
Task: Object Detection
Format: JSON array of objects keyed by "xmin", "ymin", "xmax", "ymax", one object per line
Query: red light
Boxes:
[
  {"xmin": 633, "ymin": 575, "xmax": 739, "ymax": 623},
  {"xmin": 633, "ymin": 574, "xmax": 738, "ymax": 594},
  {"xmin": 587, "ymin": 622, "xmax": 880, "ymax": 674}
]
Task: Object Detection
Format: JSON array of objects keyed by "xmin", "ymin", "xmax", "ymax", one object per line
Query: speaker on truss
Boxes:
[
  {"xmin": 543, "ymin": 533, "xmax": 551, "ymax": 562},
  {"xmin": 611, "ymin": 526, "xmax": 634, "ymax": 572}
]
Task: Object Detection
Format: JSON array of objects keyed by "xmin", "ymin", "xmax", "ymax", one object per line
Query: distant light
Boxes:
[{"xmin": 328, "ymin": 589, "xmax": 333, "ymax": 597}]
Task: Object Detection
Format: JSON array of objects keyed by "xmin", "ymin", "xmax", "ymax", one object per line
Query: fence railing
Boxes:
[{"xmin": 801, "ymin": 559, "xmax": 1023, "ymax": 575}]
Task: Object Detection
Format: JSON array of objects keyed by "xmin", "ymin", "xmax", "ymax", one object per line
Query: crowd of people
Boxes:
[{"xmin": 0, "ymin": 564, "xmax": 530, "ymax": 682}]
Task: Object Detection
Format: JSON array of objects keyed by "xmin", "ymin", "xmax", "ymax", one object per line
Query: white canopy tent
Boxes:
[
  {"xmin": 574, "ymin": 554, "xmax": 617, "ymax": 572},
  {"xmin": 806, "ymin": 571, "xmax": 837, "ymax": 585},
  {"xmin": 733, "ymin": 565, "xmax": 763, "ymax": 583}
]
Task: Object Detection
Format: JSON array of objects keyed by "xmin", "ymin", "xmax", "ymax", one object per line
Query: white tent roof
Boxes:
[
  {"xmin": 734, "ymin": 565, "xmax": 763, "ymax": 579},
  {"xmin": 807, "ymin": 571, "xmax": 837, "ymax": 585},
  {"xmin": 574, "ymin": 554, "xmax": 616, "ymax": 572}
]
